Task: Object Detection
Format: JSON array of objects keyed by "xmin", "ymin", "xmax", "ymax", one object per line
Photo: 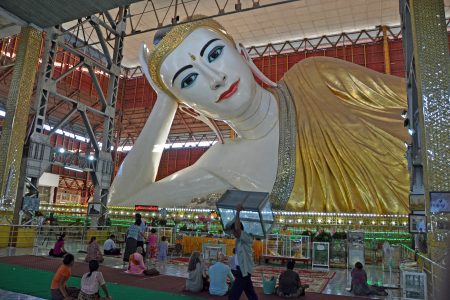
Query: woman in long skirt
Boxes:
[{"xmin": 123, "ymin": 219, "xmax": 144, "ymax": 263}]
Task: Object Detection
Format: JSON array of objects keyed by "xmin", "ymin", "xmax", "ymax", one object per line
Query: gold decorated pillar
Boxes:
[
  {"xmin": 409, "ymin": 0, "xmax": 450, "ymax": 297},
  {"xmin": 0, "ymin": 27, "xmax": 42, "ymax": 209},
  {"xmin": 382, "ymin": 25, "xmax": 391, "ymax": 75}
]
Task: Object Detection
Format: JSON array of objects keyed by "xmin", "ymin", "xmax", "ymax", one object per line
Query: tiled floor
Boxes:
[
  {"xmin": 0, "ymin": 289, "xmax": 45, "ymax": 300},
  {"xmin": 0, "ymin": 246, "xmax": 402, "ymax": 299}
]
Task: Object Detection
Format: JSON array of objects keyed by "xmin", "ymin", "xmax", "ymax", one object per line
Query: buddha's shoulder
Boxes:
[{"xmin": 286, "ymin": 56, "xmax": 361, "ymax": 74}]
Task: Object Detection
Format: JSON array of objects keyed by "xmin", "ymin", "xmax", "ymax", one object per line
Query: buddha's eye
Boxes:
[
  {"xmin": 207, "ymin": 45, "xmax": 224, "ymax": 63},
  {"xmin": 181, "ymin": 73, "xmax": 198, "ymax": 89}
]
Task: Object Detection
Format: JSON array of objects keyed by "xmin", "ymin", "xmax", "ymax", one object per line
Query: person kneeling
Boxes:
[
  {"xmin": 276, "ymin": 260, "xmax": 306, "ymax": 298},
  {"xmin": 208, "ymin": 252, "xmax": 234, "ymax": 296},
  {"xmin": 126, "ymin": 246, "xmax": 159, "ymax": 276},
  {"xmin": 50, "ymin": 254, "xmax": 80, "ymax": 300},
  {"xmin": 78, "ymin": 260, "xmax": 112, "ymax": 300},
  {"xmin": 103, "ymin": 235, "xmax": 121, "ymax": 255}
]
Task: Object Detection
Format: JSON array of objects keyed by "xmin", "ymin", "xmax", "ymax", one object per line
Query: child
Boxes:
[
  {"xmin": 158, "ymin": 236, "xmax": 169, "ymax": 267},
  {"xmin": 147, "ymin": 228, "xmax": 158, "ymax": 261}
]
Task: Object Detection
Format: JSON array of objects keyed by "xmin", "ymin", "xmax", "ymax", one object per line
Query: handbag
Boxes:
[{"xmin": 262, "ymin": 272, "xmax": 276, "ymax": 295}]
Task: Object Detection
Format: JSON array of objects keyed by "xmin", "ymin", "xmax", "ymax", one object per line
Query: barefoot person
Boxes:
[
  {"xmin": 85, "ymin": 237, "xmax": 104, "ymax": 263},
  {"xmin": 228, "ymin": 205, "xmax": 258, "ymax": 300},
  {"xmin": 351, "ymin": 262, "xmax": 387, "ymax": 296},
  {"xmin": 78, "ymin": 260, "xmax": 112, "ymax": 300},
  {"xmin": 103, "ymin": 235, "xmax": 121, "ymax": 255},
  {"xmin": 185, "ymin": 251, "xmax": 207, "ymax": 292},
  {"xmin": 276, "ymin": 260, "xmax": 307, "ymax": 298},
  {"xmin": 50, "ymin": 254, "xmax": 80, "ymax": 300},
  {"xmin": 50, "ymin": 234, "xmax": 68, "ymax": 257}
]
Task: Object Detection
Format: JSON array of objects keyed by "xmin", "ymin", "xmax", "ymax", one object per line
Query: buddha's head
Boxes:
[{"xmin": 148, "ymin": 18, "xmax": 257, "ymax": 120}]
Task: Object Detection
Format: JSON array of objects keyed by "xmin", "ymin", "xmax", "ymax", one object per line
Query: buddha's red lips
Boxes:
[{"xmin": 217, "ymin": 79, "xmax": 240, "ymax": 102}]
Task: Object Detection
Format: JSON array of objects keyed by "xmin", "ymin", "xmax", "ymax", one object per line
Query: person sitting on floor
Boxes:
[
  {"xmin": 85, "ymin": 237, "xmax": 104, "ymax": 263},
  {"xmin": 351, "ymin": 262, "xmax": 388, "ymax": 296},
  {"xmin": 184, "ymin": 251, "xmax": 208, "ymax": 292},
  {"xmin": 276, "ymin": 260, "xmax": 307, "ymax": 298},
  {"xmin": 78, "ymin": 260, "xmax": 112, "ymax": 300},
  {"xmin": 103, "ymin": 235, "xmax": 121, "ymax": 255},
  {"xmin": 50, "ymin": 253, "xmax": 80, "ymax": 300},
  {"xmin": 50, "ymin": 234, "xmax": 68, "ymax": 257},
  {"xmin": 208, "ymin": 252, "xmax": 234, "ymax": 296},
  {"xmin": 126, "ymin": 246, "xmax": 159, "ymax": 276}
]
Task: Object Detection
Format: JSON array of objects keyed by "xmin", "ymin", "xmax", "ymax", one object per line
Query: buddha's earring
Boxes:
[{"xmin": 236, "ymin": 43, "xmax": 277, "ymax": 88}]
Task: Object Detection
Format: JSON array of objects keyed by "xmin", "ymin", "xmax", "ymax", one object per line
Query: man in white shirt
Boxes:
[{"xmin": 103, "ymin": 234, "xmax": 121, "ymax": 255}]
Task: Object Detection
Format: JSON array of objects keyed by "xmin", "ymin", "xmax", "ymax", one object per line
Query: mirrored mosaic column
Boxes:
[
  {"xmin": 409, "ymin": 0, "xmax": 450, "ymax": 298},
  {"xmin": 0, "ymin": 27, "xmax": 42, "ymax": 209}
]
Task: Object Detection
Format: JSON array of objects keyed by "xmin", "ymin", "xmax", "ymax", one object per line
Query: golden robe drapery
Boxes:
[{"xmin": 282, "ymin": 57, "xmax": 409, "ymax": 214}]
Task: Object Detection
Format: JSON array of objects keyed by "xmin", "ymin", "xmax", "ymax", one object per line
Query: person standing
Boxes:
[
  {"xmin": 147, "ymin": 228, "xmax": 158, "ymax": 261},
  {"xmin": 135, "ymin": 214, "xmax": 147, "ymax": 257},
  {"xmin": 123, "ymin": 219, "xmax": 144, "ymax": 263},
  {"xmin": 209, "ymin": 252, "xmax": 235, "ymax": 296},
  {"xmin": 228, "ymin": 248, "xmax": 238, "ymax": 276},
  {"xmin": 157, "ymin": 236, "xmax": 169, "ymax": 266},
  {"xmin": 228, "ymin": 205, "xmax": 258, "ymax": 300}
]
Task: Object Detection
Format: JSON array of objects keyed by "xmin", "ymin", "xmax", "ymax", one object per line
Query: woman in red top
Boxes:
[{"xmin": 50, "ymin": 254, "xmax": 80, "ymax": 300}]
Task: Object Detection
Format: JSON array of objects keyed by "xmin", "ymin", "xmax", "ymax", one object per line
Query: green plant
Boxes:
[
  {"xmin": 332, "ymin": 231, "xmax": 347, "ymax": 240},
  {"xmin": 313, "ymin": 230, "xmax": 332, "ymax": 242},
  {"xmin": 301, "ymin": 230, "xmax": 313, "ymax": 236}
]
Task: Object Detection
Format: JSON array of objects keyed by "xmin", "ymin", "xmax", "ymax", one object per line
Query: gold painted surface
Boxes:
[
  {"xmin": 0, "ymin": 27, "xmax": 42, "ymax": 207},
  {"xmin": 283, "ymin": 57, "xmax": 409, "ymax": 214},
  {"xmin": 410, "ymin": 0, "xmax": 450, "ymax": 268}
]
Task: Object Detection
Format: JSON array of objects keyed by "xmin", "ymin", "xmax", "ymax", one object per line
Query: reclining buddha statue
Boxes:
[{"xmin": 108, "ymin": 17, "xmax": 409, "ymax": 214}]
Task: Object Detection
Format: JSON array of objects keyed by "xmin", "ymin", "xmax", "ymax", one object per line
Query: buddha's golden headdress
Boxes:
[{"xmin": 148, "ymin": 17, "xmax": 235, "ymax": 95}]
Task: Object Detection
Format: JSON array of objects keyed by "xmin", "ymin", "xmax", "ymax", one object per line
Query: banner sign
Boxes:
[{"xmin": 135, "ymin": 205, "xmax": 159, "ymax": 211}]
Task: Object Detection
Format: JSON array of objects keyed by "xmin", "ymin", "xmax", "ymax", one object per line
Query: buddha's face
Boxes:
[{"xmin": 159, "ymin": 28, "xmax": 256, "ymax": 120}]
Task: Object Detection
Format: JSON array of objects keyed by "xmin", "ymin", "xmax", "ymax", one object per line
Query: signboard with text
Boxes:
[{"xmin": 135, "ymin": 205, "xmax": 159, "ymax": 211}]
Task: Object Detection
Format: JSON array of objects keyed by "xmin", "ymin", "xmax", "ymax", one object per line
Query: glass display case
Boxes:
[
  {"xmin": 401, "ymin": 270, "xmax": 427, "ymax": 300},
  {"xmin": 202, "ymin": 243, "xmax": 227, "ymax": 261},
  {"xmin": 348, "ymin": 230, "xmax": 365, "ymax": 267},
  {"xmin": 263, "ymin": 234, "xmax": 310, "ymax": 259},
  {"xmin": 217, "ymin": 190, "xmax": 274, "ymax": 238},
  {"xmin": 330, "ymin": 239, "xmax": 347, "ymax": 267},
  {"xmin": 312, "ymin": 242, "xmax": 329, "ymax": 269}
]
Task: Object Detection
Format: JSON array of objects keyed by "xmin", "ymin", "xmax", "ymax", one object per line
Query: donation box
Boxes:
[{"xmin": 216, "ymin": 190, "xmax": 274, "ymax": 238}]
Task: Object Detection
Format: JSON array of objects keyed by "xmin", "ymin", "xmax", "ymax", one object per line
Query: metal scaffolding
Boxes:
[{"xmin": 23, "ymin": 6, "xmax": 129, "ymax": 225}]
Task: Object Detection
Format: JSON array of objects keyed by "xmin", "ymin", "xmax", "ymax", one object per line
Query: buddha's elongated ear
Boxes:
[{"xmin": 236, "ymin": 42, "xmax": 277, "ymax": 87}]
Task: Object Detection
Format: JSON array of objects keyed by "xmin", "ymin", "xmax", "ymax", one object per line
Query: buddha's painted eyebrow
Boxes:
[
  {"xmin": 172, "ymin": 65, "xmax": 193, "ymax": 85},
  {"xmin": 200, "ymin": 38, "xmax": 221, "ymax": 57}
]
